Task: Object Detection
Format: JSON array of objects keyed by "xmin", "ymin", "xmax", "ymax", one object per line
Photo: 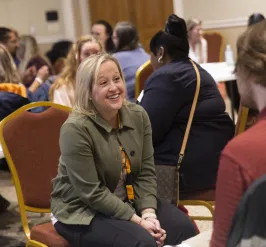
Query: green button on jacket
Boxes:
[{"xmin": 51, "ymin": 103, "xmax": 157, "ymax": 225}]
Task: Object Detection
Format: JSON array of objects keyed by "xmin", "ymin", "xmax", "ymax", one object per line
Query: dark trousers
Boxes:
[{"xmin": 54, "ymin": 199, "xmax": 197, "ymax": 247}]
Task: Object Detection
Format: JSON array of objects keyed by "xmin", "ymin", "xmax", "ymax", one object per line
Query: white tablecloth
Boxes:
[{"xmin": 200, "ymin": 62, "xmax": 236, "ymax": 83}]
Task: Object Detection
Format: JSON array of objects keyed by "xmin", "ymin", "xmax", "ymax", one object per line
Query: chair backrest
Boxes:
[
  {"xmin": 0, "ymin": 102, "xmax": 71, "ymax": 210},
  {"xmin": 202, "ymin": 32, "xmax": 224, "ymax": 63},
  {"xmin": 235, "ymin": 105, "xmax": 249, "ymax": 136},
  {"xmin": 135, "ymin": 60, "xmax": 153, "ymax": 100}
]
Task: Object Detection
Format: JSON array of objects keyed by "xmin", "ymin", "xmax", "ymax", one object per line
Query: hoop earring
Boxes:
[{"xmin": 158, "ymin": 57, "xmax": 163, "ymax": 64}]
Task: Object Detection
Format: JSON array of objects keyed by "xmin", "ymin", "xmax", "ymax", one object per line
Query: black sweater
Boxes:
[{"xmin": 140, "ymin": 58, "xmax": 235, "ymax": 191}]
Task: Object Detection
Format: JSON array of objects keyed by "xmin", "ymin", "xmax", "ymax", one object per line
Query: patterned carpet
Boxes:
[
  {"xmin": 0, "ymin": 202, "xmax": 50, "ymax": 247},
  {"xmin": 0, "ymin": 171, "xmax": 50, "ymax": 247},
  {"xmin": 0, "ymin": 171, "xmax": 212, "ymax": 247}
]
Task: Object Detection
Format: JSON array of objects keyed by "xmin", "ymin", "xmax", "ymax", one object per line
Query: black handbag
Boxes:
[{"xmin": 156, "ymin": 59, "xmax": 201, "ymax": 205}]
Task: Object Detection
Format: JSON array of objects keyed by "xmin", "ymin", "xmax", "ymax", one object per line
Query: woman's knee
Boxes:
[
  {"xmin": 114, "ymin": 228, "xmax": 157, "ymax": 247},
  {"xmin": 135, "ymin": 233, "xmax": 157, "ymax": 247},
  {"xmin": 157, "ymin": 199, "xmax": 197, "ymax": 244},
  {"xmin": 179, "ymin": 218, "xmax": 198, "ymax": 241}
]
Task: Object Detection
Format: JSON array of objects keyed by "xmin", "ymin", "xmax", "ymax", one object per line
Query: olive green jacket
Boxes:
[{"xmin": 51, "ymin": 103, "xmax": 157, "ymax": 225}]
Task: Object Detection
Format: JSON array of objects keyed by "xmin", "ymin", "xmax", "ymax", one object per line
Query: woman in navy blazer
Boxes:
[{"xmin": 140, "ymin": 14, "xmax": 235, "ymax": 193}]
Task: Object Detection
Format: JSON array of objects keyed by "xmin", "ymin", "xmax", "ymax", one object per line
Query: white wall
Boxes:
[
  {"xmin": 182, "ymin": 0, "xmax": 266, "ymax": 29},
  {"xmin": 173, "ymin": 0, "xmax": 184, "ymax": 18},
  {"xmin": 0, "ymin": 0, "xmax": 77, "ymax": 44}
]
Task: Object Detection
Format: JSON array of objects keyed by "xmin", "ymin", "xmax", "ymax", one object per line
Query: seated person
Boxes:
[
  {"xmin": 46, "ymin": 40, "xmax": 73, "ymax": 75},
  {"xmin": 0, "ymin": 27, "xmax": 20, "ymax": 67},
  {"xmin": 17, "ymin": 35, "xmax": 53, "ymax": 87},
  {"xmin": 49, "ymin": 35, "xmax": 102, "ymax": 107},
  {"xmin": 140, "ymin": 14, "xmax": 235, "ymax": 193},
  {"xmin": 186, "ymin": 18, "xmax": 208, "ymax": 64},
  {"xmin": 248, "ymin": 12, "xmax": 265, "ymax": 26},
  {"xmin": 0, "ymin": 44, "xmax": 49, "ymax": 165},
  {"xmin": 29, "ymin": 40, "xmax": 73, "ymax": 113},
  {"xmin": 0, "ymin": 44, "xmax": 48, "ymax": 212},
  {"xmin": 0, "ymin": 44, "xmax": 48, "ymax": 120},
  {"xmin": 113, "ymin": 22, "xmax": 149, "ymax": 102},
  {"xmin": 51, "ymin": 53, "xmax": 197, "ymax": 247},
  {"xmin": 91, "ymin": 20, "xmax": 115, "ymax": 53},
  {"xmin": 211, "ymin": 19, "xmax": 266, "ymax": 247}
]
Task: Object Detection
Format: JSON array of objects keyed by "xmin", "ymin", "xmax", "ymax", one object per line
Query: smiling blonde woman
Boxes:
[{"xmin": 50, "ymin": 53, "xmax": 197, "ymax": 247}]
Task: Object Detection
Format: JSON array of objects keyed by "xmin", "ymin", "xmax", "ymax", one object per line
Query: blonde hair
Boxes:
[
  {"xmin": 0, "ymin": 44, "xmax": 20, "ymax": 83},
  {"xmin": 186, "ymin": 18, "xmax": 202, "ymax": 33},
  {"xmin": 17, "ymin": 35, "xmax": 40, "ymax": 73},
  {"xmin": 236, "ymin": 19, "xmax": 266, "ymax": 87},
  {"xmin": 73, "ymin": 53, "xmax": 127, "ymax": 116},
  {"xmin": 49, "ymin": 35, "xmax": 103, "ymax": 102}
]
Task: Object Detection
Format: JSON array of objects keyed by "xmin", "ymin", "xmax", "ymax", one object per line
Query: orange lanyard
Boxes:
[
  {"xmin": 118, "ymin": 114, "xmax": 134, "ymax": 201},
  {"xmin": 120, "ymin": 147, "xmax": 134, "ymax": 200}
]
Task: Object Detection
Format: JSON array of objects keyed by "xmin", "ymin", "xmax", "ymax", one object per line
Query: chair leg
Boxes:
[
  {"xmin": 179, "ymin": 200, "xmax": 215, "ymax": 221},
  {"xmin": 27, "ymin": 239, "xmax": 48, "ymax": 247}
]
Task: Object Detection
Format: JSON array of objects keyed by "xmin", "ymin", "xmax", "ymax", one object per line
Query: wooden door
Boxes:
[
  {"xmin": 88, "ymin": 0, "xmax": 174, "ymax": 52},
  {"xmin": 133, "ymin": 0, "xmax": 173, "ymax": 52},
  {"xmin": 89, "ymin": 0, "xmax": 132, "ymax": 27}
]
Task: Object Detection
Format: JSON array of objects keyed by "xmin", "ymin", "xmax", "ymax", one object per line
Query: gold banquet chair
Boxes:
[
  {"xmin": 179, "ymin": 190, "xmax": 215, "ymax": 221},
  {"xmin": 0, "ymin": 102, "xmax": 71, "ymax": 247},
  {"xmin": 235, "ymin": 105, "xmax": 249, "ymax": 136},
  {"xmin": 135, "ymin": 60, "xmax": 153, "ymax": 100},
  {"xmin": 202, "ymin": 31, "xmax": 226, "ymax": 99}
]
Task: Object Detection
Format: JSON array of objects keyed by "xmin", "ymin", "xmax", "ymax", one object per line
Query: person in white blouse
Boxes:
[
  {"xmin": 50, "ymin": 35, "xmax": 103, "ymax": 107},
  {"xmin": 186, "ymin": 18, "xmax": 208, "ymax": 64}
]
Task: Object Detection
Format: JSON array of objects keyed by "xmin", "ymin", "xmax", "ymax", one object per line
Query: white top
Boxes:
[
  {"xmin": 53, "ymin": 84, "xmax": 74, "ymax": 107},
  {"xmin": 189, "ymin": 38, "xmax": 208, "ymax": 64}
]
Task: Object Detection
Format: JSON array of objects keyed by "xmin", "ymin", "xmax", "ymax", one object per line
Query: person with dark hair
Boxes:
[
  {"xmin": 18, "ymin": 35, "xmax": 53, "ymax": 87},
  {"xmin": 91, "ymin": 20, "xmax": 115, "ymax": 53},
  {"xmin": 0, "ymin": 27, "xmax": 19, "ymax": 66},
  {"xmin": 140, "ymin": 14, "xmax": 235, "ymax": 193},
  {"xmin": 45, "ymin": 40, "xmax": 73, "ymax": 75},
  {"xmin": 248, "ymin": 13, "xmax": 265, "ymax": 26},
  {"xmin": 113, "ymin": 22, "xmax": 149, "ymax": 102},
  {"xmin": 29, "ymin": 40, "xmax": 73, "ymax": 112}
]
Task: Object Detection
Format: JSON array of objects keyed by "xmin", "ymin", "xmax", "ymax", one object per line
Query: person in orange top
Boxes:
[
  {"xmin": 211, "ymin": 19, "xmax": 266, "ymax": 247},
  {"xmin": 0, "ymin": 44, "xmax": 48, "ymax": 194}
]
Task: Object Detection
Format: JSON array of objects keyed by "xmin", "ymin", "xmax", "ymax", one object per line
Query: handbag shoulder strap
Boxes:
[{"xmin": 178, "ymin": 59, "xmax": 201, "ymax": 169}]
